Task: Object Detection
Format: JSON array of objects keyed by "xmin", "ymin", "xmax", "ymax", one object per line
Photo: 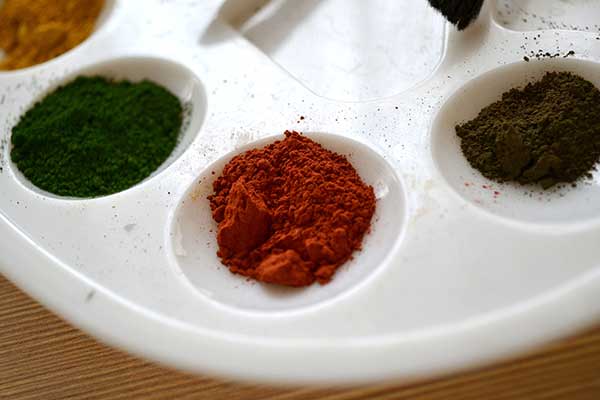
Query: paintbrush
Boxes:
[{"xmin": 428, "ymin": 0, "xmax": 485, "ymax": 30}]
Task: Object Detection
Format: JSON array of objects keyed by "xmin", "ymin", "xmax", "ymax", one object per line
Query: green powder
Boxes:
[
  {"xmin": 456, "ymin": 72, "xmax": 600, "ymax": 189},
  {"xmin": 11, "ymin": 76, "xmax": 183, "ymax": 197}
]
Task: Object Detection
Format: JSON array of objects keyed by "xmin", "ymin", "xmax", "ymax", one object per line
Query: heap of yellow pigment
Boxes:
[{"xmin": 0, "ymin": 0, "xmax": 105, "ymax": 70}]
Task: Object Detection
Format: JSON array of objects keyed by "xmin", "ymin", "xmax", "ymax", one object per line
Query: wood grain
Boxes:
[{"xmin": 1, "ymin": 275, "xmax": 600, "ymax": 400}]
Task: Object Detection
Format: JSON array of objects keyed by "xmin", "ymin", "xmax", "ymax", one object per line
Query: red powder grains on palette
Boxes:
[{"xmin": 208, "ymin": 131, "xmax": 376, "ymax": 287}]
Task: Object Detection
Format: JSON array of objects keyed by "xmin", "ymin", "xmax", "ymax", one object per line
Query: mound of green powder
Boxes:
[
  {"xmin": 456, "ymin": 72, "xmax": 600, "ymax": 189},
  {"xmin": 11, "ymin": 76, "xmax": 183, "ymax": 197}
]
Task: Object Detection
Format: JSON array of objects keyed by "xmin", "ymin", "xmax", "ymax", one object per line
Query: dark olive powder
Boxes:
[
  {"xmin": 11, "ymin": 76, "xmax": 182, "ymax": 197},
  {"xmin": 456, "ymin": 72, "xmax": 600, "ymax": 189}
]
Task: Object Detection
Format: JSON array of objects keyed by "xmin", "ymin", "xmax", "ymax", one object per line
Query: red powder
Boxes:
[{"xmin": 208, "ymin": 131, "xmax": 376, "ymax": 287}]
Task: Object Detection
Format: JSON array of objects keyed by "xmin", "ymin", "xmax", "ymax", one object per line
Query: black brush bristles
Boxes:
[{"xmin": 428, "ymin": 0, "xmax": 485, "ymax": 30}]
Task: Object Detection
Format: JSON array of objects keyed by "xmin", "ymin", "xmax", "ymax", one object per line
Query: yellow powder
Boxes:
[{"xmin": 0, "ymin": 0, "xmax": 105, "ymax": 70}]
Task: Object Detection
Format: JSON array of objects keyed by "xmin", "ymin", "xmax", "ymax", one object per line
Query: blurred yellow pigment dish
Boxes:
[{"xmin": 0, "ymin": 0, "xmax": 105, "ymax": 70}]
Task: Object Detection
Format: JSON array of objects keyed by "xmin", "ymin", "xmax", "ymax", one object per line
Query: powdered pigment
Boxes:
[
  {"xmin": 208, "ymin": 131, "xmax": 376, "ymax": 287},
  {"xmin": 456, "ymin": 72, "xmax": 600, "ymax": 189}
]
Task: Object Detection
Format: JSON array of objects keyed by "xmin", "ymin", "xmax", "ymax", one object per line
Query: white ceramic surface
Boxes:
[
  {"xmin": 495, "ymin": 0, "xmax": 600, "ymax": 32},
  {"xmin": 1, "ymin": 0, "xmax": 600, "ymax": 385},
  {"xmin": 235, "ymin": 0, "xmax": 446, "ymax": 101}
]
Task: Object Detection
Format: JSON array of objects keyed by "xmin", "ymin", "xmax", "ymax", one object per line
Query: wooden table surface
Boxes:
[{"xmin": 2, "ymin": 275, "xmax": 600, "ymax": 400}]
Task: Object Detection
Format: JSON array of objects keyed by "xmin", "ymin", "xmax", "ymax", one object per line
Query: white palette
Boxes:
[{"xmin": 1, "ymin": 0, "xmax": 600, "ymax": 385}]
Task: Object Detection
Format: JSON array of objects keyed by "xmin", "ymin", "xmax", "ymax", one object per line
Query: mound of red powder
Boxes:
[{"xmin": 208, "ymin": 131, "xmax": 376, "ymax": 287}]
